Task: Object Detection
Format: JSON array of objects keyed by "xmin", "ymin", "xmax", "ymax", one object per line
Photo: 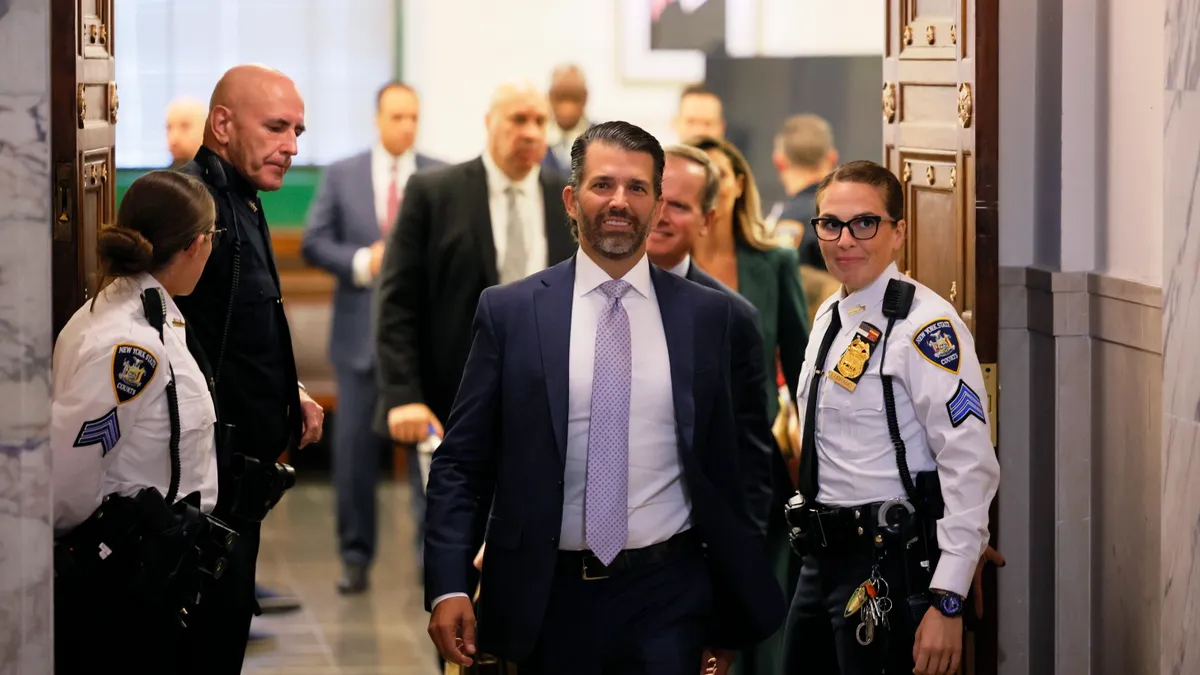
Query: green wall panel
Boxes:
[{"xmin": 116, "ymin": 166, "xmax": 322, "ymax": 230}]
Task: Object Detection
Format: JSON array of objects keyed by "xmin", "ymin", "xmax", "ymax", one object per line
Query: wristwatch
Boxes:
[{"xmin": 931, "ymin": 590, "xmax": 965, "ymax": 618}]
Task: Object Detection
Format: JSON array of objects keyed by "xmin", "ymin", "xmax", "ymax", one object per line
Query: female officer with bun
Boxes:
[
  {"xmin": 782, "ymin": 160, "xmax": 1000, "ymax": 675},
  {"xmin": 51, "ymin": 170, "xmax": 226, "ymax": 674}
]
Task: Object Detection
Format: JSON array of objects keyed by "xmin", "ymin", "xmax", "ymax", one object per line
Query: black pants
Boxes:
[
  {"xmin": 782, "ymin": 547, "xmax": 922, "ymax": 675},
  {"xmin": 55, "ymin": 573, "xmax": 186, "ymax": 674},
  {"xmin": 180, "ymin": 518, "xmax": 260, "ymax": 675},
  {"xmin": 519, "ymin": 545, "xmax": 713, "ymax": 675}
]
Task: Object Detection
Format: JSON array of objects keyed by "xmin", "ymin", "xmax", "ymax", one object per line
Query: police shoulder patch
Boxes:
[
  {"xmin": 946, "ymin": 380, "xmax": 985, "ymax": 428},
  {"xmin": 111, "ymin": 344, "xmax": 158, "ymax": 404},
  {"xmin": 73, "ymin": 406, "xmax": 121, "ymax": 456},
  {"xmin": 912, "ymin": 318, "xmax": 961, "ymax": 374}
]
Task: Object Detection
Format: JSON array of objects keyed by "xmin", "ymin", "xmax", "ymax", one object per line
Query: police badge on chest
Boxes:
[{"xmin": 828, "ymin": 322, "xmax": 882, "ymax": 392}]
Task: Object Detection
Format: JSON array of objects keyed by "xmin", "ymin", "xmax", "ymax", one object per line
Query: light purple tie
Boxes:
[{"xmin": 585, "ymin": 279, "xmax": 632, "ymax": 565}]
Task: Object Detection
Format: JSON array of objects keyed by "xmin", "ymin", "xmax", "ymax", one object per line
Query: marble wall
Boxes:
[
  {"xmin": 0, "ymin": 0, "xmax": 54, "ymax": 672},
  {"xmin": 997, "ymin": 268, "xmax": 1163, "ymax": 675},
  {"xmin": 1162, "ymin": 1, "xmax": 1200, "ymax": 672}
]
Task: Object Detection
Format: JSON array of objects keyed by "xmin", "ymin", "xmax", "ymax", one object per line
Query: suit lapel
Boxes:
[
  {"xmin": 736, "ymin": 245, "xmax": 772, "ymax": 310},
  {"xmin": 356, "ymin": 153, "xmax": 378, "ymax": 235},
  {"xmin": 652, "ymin": 266, "xmax": 695, "ymax": 452},
  {"xmin": 534, "ymin": 257, "xmax": 576, "ymax": 464},
  {"xmin": 540, "ymin": 172, "xmax": 571, "ymax": 265},
  {"xmin": 467, "ymin": 159, "xmax": 500, "ymax": 286}
]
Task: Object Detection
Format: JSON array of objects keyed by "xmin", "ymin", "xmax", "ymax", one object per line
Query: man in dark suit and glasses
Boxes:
[
  {"xmin": 373, "ymin": 81, "xmax": 574, "ymax": 452},
  {"xmin": 302, "ymin": 81, "xmax": 445, "ymax": 594},
  {"xmin": 424, "ymin": 121, "xmax": 786, "ymax": 675}
]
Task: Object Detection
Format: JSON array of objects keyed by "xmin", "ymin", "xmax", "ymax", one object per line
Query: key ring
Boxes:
[{"xmin": 855, "ymin": 620, "xmax": 872, "ymax": 646}]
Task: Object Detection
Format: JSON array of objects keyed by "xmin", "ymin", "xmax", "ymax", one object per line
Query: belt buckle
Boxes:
[{"xmin": 581, "ymin": 554, "xmax": 610, "ymax": 581}]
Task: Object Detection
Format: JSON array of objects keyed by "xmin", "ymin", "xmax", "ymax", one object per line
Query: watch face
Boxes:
[{"xmin": 941, "ymin": 594, "xmax": 963, "ymax": 615}]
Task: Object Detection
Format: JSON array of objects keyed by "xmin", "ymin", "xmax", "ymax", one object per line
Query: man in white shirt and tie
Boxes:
[
  {"xmin": 422, "ymin": 121, "xmax": 785, "ymax": 675},
  {"xmin": 301, "ymin": 80, "xmax": 445, "ymax": 594},
  {"xmin": 543, "ymin": 64, "xmax": 591, "ymax": 174}
]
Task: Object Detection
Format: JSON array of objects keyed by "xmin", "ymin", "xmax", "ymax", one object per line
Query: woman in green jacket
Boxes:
[{"xmin": 688, "ymin": 135, "xmax": 810, "ymax": 675}]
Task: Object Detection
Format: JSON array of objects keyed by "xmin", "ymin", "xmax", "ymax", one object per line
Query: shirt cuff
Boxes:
[
  {"xmin": 431, "ymin": 592, "xmax": 470, "ymax": 610},
  {"xmin": 929, "ymin": 551, "xmax": 976, "ymax": 598},
  {"xmin": 352, "ymin": 246, "xmax": 374, "ymax": 287}
]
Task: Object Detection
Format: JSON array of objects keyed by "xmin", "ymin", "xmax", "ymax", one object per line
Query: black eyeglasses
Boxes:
[
  {"xmin": 205, "ymin": 228, "xmax": 227, "ymax": 246},
  {"xmin": 810, "ymin": 215, "xmax": 893, "ymax": 241}
]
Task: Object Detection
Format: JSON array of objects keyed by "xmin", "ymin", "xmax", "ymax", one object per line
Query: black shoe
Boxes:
[
  {"xmin": 255, "ymin": 584, "xmax": 302, "ymax": 615},
  {"xmin": 337, "ymin": 563, "xmax": 369, "ymax": 595}
]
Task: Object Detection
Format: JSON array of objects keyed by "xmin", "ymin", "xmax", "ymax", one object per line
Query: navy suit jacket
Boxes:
[
  {"xmin": 424, "ymin": 255, "xmax": 787, "ymax": 661},
  {"xmin": 683, "ymin": 260, "xmax": 775, "ymax": 539},
  {"xmin": 301, "ymin": 150, "xmax": 445, "ymax": 372}
]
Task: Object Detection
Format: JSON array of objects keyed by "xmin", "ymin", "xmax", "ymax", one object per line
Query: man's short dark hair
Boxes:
[
  {"xmin": 680, "ymin": 83, "xmax": 718, "ymax": 102},
  {"xmin": 565, "ymin": 121, "xmax": 665, "ymax": 238},
  {"xmin": 376, "ymin": 81, "xmax": 416, "ymax": 109},
  {"xmin": 815, "ymin": 160, "xmax": 905, "ymax": 221}
]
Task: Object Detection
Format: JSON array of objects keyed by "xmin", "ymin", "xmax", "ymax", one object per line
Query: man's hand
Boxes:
[
  {"xmin": 428, "ymin": 596, "xmax": 477, "ymax": 667},
  {"xmin": 972, "ymin": 545, "xmax": 1006, "ymax": 619},
  {"xmin": 368, "ymin": 240, "xmax": 386, "ymax": 278},
  {"xmin": 912, "ymin": 605, "xmax": 962, "ymax": 675},
  {"xmin": 388, "ymin": 403, "xmax": 443, "ymax": 444},
  {"xmin": 298, "ymin": 387, "xmax": 324, "ymax": 448},
  {"xmin": 701, "ymin": 648, "xmax": 736, "ymax": 675}
]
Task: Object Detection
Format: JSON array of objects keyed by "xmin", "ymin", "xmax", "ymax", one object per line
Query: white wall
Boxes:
[
  {"xmin": 402, "ymin": 0, "xmax": 885, "ymax": 165},
  {"xmin": 1102, "ymin": 0, "xmax": 1164, "ymax": 285}
]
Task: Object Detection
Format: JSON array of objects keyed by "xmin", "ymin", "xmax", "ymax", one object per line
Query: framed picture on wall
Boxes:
[{"xmin": 618, "ymin": 0, "xmax": 759, "ymax": 84}]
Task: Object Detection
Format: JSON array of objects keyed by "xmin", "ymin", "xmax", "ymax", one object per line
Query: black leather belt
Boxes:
[{"xmin": 558, "ymin": 530, "xmax": 700, "ymax": 581}]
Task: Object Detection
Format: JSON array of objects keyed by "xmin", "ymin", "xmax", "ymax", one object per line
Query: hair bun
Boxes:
[{"xmin": 97, "ymin": 226, "xmax": 154, "ymax": 276}]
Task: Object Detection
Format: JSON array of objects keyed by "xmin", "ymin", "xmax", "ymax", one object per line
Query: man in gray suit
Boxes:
[{"xmin": 302, "ymin": 81, "xmax": 445, "ymax": 594}]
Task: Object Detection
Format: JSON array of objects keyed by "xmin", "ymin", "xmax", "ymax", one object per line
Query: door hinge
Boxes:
[{"xmin": 980, "ymin": 362, "xmax": 998, "ymax": 446}]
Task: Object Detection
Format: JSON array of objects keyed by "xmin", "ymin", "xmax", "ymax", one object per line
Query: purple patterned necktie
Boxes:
[{"xmin": 585, "ymin": 279, "xmax": 632, "ymax": 565}]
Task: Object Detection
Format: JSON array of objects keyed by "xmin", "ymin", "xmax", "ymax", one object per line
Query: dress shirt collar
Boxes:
[
  {"xmin": 372, "ymin": 144, "xmax": 416, "ymax": 175},
  {"xmin": 822, "ymin": 262, "xmax": 903, "ymax": 325},
  {"xmin": 547, "ymin": 117, "xmax": 590, "ymax": 147},
  {"xmin": 666, "ymin": 254, "xmax": 692, "ymax": 278},
  {"xmin": 575, "ymin": 248, "xmax": 653, "ymax": 301},
  {"xmin": 481, "ymin": 147, "xmax": 541, "ymax": 198}
]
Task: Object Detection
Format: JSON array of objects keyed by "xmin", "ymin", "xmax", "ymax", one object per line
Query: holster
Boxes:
[
  {"xmin": 54, "ymin": 488, "xmax": 241, "ymax": 621},
  {"xmin": 227, "ymin": 453, "xmax": 296, "ymax": 523}
]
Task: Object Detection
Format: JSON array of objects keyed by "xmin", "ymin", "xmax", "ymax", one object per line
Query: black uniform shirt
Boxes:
[
  {"xmin": 779, "ymin": 183, "xmax": 825, "ymax": 271},
  {"xmin": 175, "ymin": 146, "xmax": 301, "ymax": 461}
]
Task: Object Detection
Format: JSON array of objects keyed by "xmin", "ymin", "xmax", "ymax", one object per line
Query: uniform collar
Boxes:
[
  {"xmin": 196, "ymin": 145, "xmax": 258, "ymax": 199},
  {"xmin": 481, "ymin": 148, "xmax": 540, "ymax": 198},
  {"xmin": 820, "ymin": 262, "xmax": 902, "ymax": 325},
  {"xmin": 134, "ymin": 273, "xmax": 187, "ymax": 331},
  {"xmin": 574, "ymin": 248, "xmax": 653, "ymax": 300}
]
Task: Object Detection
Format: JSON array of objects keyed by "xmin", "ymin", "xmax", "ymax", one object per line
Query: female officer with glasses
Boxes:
[
  {"xmin": 781, "ymin": 160, "xmax": 999, "ymax": 675},
  {"xmin": 52, "ymin": 170, "xmax": 226, "ymax": 675}
]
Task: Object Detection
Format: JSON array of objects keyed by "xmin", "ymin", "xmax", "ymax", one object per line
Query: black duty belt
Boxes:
[
  {"xmin": 558, "ymin": 529, "xmax": 701, "ymax": 581},
  {"xmin": 786, "ymin": 497, "xmax": 922, "ymax": 557}
]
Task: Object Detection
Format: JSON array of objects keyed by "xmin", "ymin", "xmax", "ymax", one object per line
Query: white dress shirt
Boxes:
[
  {"xmin": 796, "ymin": 263, "xmax": 1000, "ymax": 597},
  {"xmin": 51, "ymin": 274, "xmax": 219, "ymax": 534},
  {"xmin": 546, "ymin": 117, "xmax": 589, "ymax": 169},
  {"xmin": 351, "ymin": 145, "xmax": 418, "ymax": 287},
  {"xmin": 481, "ymin": 149, "xmax": 547, "ymax": 280},
  {"xmin": 666, "ymin": 254, "xmax": 692, "ymax": 278},
  {"xmin": 559, "ymin": 250, "xmax": 691, "ymax": 550}
]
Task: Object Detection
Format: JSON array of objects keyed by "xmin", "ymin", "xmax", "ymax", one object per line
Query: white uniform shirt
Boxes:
[
  {"xmin": 560, "ymin": 250, "xmax": 690, "ymax": 550},
  {"xmin": 51, "ymin": 274, "xmax": 219, "ymax": 535},
  {"xmin": 797, "ymin": 262, "xmax": 1000, "ymax": 597},
  {"xmin": 481, "ymin": 149, "xmax": 547, "ymax": 281}
]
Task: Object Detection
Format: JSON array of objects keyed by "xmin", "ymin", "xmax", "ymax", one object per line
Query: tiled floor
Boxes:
[{"xmin": 242, "ymin": 481, "xmax": 442, "ymax": 675}]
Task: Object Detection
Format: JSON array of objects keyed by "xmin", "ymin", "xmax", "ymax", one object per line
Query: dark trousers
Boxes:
[
  {"xmin": 181, "ymin": 519, "xmax": 260, "ymax": 675},
  {"xmin": 55, "ymin": 573, "xmax": 185, "ymax": 674},
  {"xmin": 334, "ymin": 365, "xmax": 424, "ymax": 568},
  {"xmin": 781, "ymin": 547, "xmax": 920, "ymax": 675},
  {"xmin": 518, "ymin": 545, "xmax": 712, "ymax": 675}
]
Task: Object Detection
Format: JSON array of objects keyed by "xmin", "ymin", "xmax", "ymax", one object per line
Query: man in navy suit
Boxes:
[
  {"xmin": 424, "ymin": 121, "xmax": 785, "ymax": 675},
  {"xmin": 301, "ymin": 81, "xmax": 445, "ymax": 594}
]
